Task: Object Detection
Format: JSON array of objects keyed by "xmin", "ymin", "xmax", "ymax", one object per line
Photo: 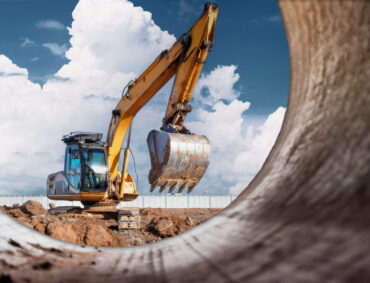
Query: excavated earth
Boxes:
[{"xmin": 0, "ymin": 200, "xmax": 221, "ymax": 247}]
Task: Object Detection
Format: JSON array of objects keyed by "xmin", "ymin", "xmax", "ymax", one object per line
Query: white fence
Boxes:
[{"xmin": 0, "ymin": 195, "xmax": 238, "ymax": 209}]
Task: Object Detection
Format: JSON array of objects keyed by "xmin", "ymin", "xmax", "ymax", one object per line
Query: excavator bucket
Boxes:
[{"xmin": 147, "ymin": 130, "xmax": 210, "ymax": 193}]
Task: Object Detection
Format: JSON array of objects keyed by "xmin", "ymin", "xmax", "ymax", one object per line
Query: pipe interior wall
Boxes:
[{"xmin": 0, "ymin": 0, "xmax": 369, "ymax": 282}]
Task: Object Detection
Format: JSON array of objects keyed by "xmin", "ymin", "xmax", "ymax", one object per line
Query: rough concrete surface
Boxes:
[{"xmin": 0, "ymin": 0, "xmax": 369, "ymax": 282}]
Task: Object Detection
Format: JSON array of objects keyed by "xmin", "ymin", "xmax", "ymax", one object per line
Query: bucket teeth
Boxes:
[
  {"xmin": 168, "ymin": 184, "xmax": 177, "ymax": 194},
  {"xmin": 149, "ymin": 182, "xmax": 198, "ymax": 194},
  {"xmin": 187, "ymin": 184, "xmax": 196, "ymax": 194},
  {"xmin": 177, "ymin": 184, "xmax": 187, "ymax": 194},
  {"xmin": 150, "ymin": 181, "xmax": 158, "ymax": 192}
]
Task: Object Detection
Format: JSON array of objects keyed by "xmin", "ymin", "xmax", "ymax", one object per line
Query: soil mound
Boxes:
[{"xmin": 1, "ymin": 201, "xmax": 220, "ymax": 247}]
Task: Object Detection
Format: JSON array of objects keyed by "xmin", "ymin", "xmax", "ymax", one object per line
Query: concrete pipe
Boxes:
[{"xmin": 0, "ymin": 0, "xmax": 369, "ymax": 282}]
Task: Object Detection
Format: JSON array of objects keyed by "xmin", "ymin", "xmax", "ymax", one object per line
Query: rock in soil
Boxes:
[
  {"xmin": 22, "ymin": 200, "xmax": 46, "ymax": 216},
  {"xmin": 149, "ymin": 217, "xmax": 175, "ymax": 238}
]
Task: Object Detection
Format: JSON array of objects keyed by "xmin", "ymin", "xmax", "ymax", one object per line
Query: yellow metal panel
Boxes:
[
  {"xmin": 165, "ymin": 4, "xmax": 218, "ymax": 120},
  {"xmin": 48, "ymin": 192, "xmax": 108, "ymax": 202},
  {"xmin": 107, "ymin": 48, "xmax": 181, "ymax": 176}
]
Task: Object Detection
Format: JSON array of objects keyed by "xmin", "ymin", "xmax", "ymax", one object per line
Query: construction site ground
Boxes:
[{"xmin": 0, "ymin": 200, "xmax": 221, "ymax": 247}]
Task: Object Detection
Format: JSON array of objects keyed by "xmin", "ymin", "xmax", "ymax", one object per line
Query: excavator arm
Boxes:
[{"xmin": 106, "ymin": 3, "xmax": 218, "ymax": 200}]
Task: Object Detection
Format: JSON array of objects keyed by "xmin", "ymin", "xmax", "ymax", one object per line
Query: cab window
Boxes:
[
  {"xmin": 81, "ymin": 149, "xmax": 108, "ymax": 191},
  {"xmin": 65, "ymin": 145, "xmax": 81, "ymax": 189}
]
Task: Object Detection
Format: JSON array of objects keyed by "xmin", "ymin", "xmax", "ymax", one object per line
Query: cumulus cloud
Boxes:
[
  {"xmin": 0, "ymin": 0, "xmax": 175, "ymax": 194},
  {"xmin": 195, "ymin": 65, "xmax": 240, "ymax": 106},
  {"xmin": 21, "ymin": 37, "xmax": 35, "ymax": 47},
  {"xmin": 0, "ymin": 55, "xmax": 28, "ymax": 76},
  {"xmin": 42, "ymin": 43, "xmax": 68, "ymax": 57},
  {"xmin": 188, "ymin": 66, "xmax": 285, "ymax": 195},
  {"xmin": 229, "ymin": 107, "xmax": 286, "ymax": 195},
  {"xmin": 36, "ymin": 19, "xmax": 65, "ymax": 30},
  {"xmin": 0, "ymin": 0, "xmax": 285, "ymax": 196}
]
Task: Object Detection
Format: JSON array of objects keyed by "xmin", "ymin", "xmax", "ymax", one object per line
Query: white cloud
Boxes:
[
  {"xmin": 36, "ymin": 19, "xmax": 65, "ymax": 30},
  {"xmin": 194, "ymin": 65, "xmax": 240, "ymax": 106},
  {"xmin": 229, "ymin": 107, "xmax": 286, "ymax": 195},
  {"xmin": 30, "ymin": 57, "xmax": 39, "ymax": 63},
  {"xmin": 264, "ymin": 14, "xmax": 281, "ymax": 23},
  {"xmin": 0, "ymin": 0, "xmax": 285, "ymax": 196},
  {"xmin": 253, "ymin": 14, "xmax": 281, "ymax": 24},
  {"xmin": 21, "ymin": 37, "xmax": 35, "ymax": 47},
  {"xmin": 178, "ymin": 0, "xmax": 197, "ymax": 18},
  {"xmin": 0, "ymin": 55, "xmax": 28, "ymax": 76},
  {"xmin": 188, "ymin": 65, "xmax": 286, "ymax": 195},
  {"xmin": 0, "ymin": 0, "xmax": 175, "ymax": 194},
  {"xmin": 42, "ymin": 43, "xmax": 68, "ymax": 57}
]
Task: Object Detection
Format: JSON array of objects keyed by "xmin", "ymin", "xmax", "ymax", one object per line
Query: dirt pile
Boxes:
[
  {"xmin": 1, "ymin": 201, "xmax": 220, "ymax": 247},
  {"xmin": 143, "ymin": 208, "xmax": 214, "ymax": 238}
]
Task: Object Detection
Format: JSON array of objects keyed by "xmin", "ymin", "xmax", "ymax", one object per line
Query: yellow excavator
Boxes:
[{"xmin": 47, "ymin": 3, "xmax": 218, "ymax": 211}]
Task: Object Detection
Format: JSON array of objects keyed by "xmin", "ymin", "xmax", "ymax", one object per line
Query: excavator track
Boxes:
[
  {"xmin": 118, "ymin": 208, "xmax": 140, "ymax": 231},
  {"xmin": 82, "ymin": 200, "xmax": 140, "ymax": 231}
]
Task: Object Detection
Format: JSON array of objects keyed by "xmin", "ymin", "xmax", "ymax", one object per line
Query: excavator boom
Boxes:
[{"xmin": 107, "ymin": 3, "xmax": 218, "ymax": 196}]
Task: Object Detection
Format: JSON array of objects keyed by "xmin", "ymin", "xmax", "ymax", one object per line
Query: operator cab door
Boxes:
[
  {"xmin": 65, "ymin": 144, "xmax": 81, "ymax": 190},
  {"xmin": 80, "ymin": 148, "xmax": 108, "ymax": 193}
]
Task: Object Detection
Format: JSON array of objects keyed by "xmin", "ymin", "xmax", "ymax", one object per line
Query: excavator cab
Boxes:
[
  {"xmin": 63, "ymin": 132, "xmax": 109, "ymax": 193},
  {"xmin": 47, "ymin": 132, "xmax": 109, "ymax": 201}
]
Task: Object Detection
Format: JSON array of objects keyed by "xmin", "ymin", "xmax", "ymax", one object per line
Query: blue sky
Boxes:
[
  {"xmin": 0, "ymin": 0, "xmax": 289, "ymax": 195},
  {"xmin": 0, "ymin": 0, "xmax": 289, "ymax": 116}
]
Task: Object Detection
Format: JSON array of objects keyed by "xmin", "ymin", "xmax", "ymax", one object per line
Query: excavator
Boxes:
[{"xmin": 46, "ymin": 3, "xmax": 218, "ymax": 224}]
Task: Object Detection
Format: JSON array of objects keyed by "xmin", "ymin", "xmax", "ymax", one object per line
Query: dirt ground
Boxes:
[{"xmin": 0, "ymin": 200, "xmax": 221, "ymax": 247}]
